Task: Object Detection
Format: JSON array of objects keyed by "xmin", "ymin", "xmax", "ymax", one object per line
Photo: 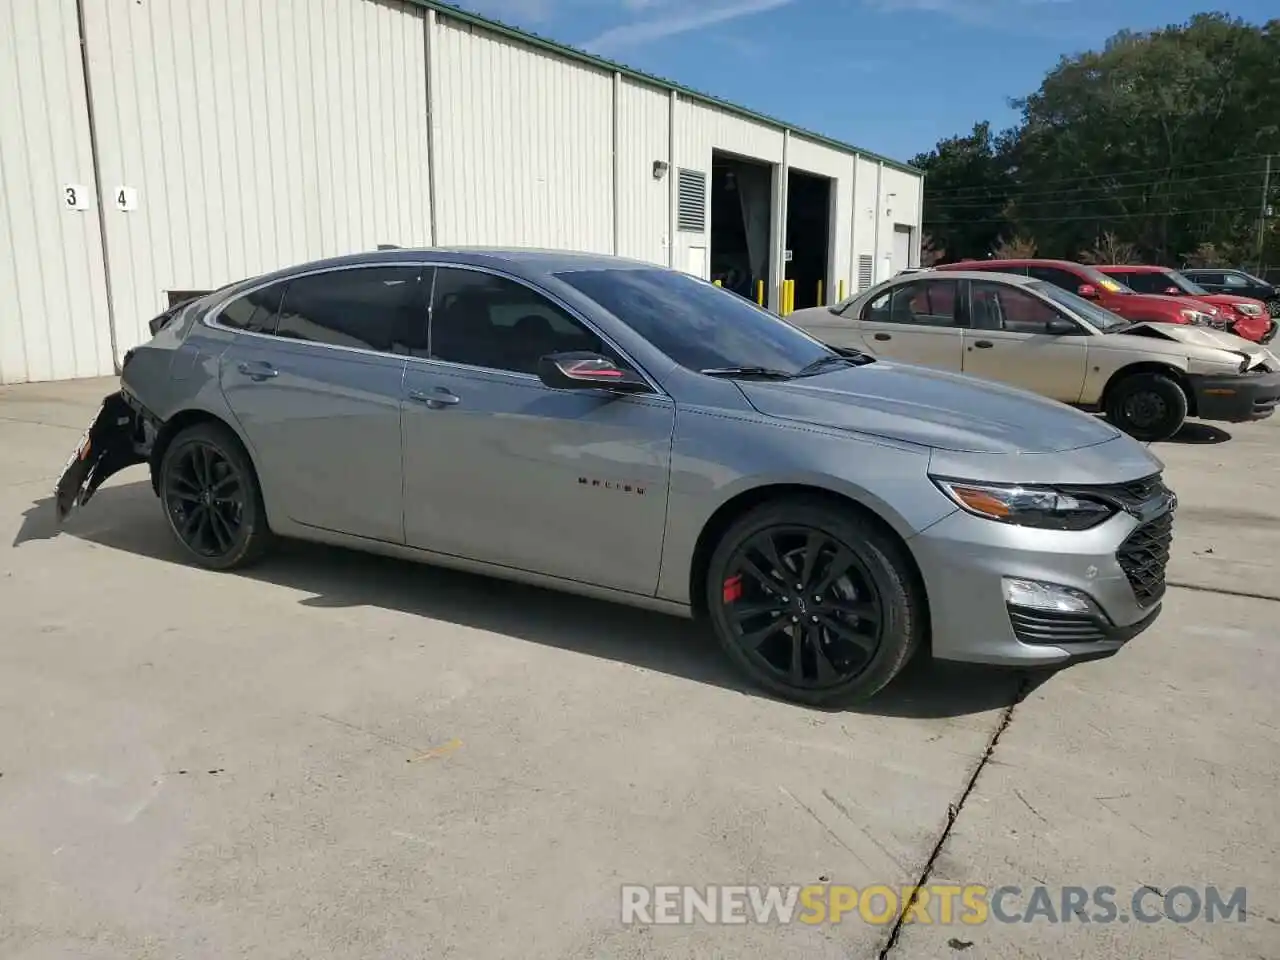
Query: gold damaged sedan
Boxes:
[{"xmin": 791, "ymin": 270, "xmax": 1280, "ymax": 442}]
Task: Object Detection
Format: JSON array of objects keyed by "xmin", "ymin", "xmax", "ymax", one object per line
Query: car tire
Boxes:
[
  {"xmin": 159, "ymin": 421, "xmax": 273, "ymax": 570},
  {"xmin": 705, "ymin": 498, "xmax": 924, "ymax": 707},
  {"xmin": 1104, "ymin": 371, "xmax": 1188, "ymax": 442},
  {"xmin": 1267, "ymin": 298, "xmax": 1280, "ymax": 319}
]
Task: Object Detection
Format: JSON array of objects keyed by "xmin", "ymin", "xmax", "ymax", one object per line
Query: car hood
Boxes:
[
  {"xmin": 736, "ymin": 361, "xmax": 1121, "ymax": 455},
  {"xmin": 1114, "ymin": 321, "xmax": 1272, "ymax": 362},
  {"xmin": 1196, "ymin": 293, "xmax": 1267, "ymax": 311},
  {"xmin": 1118, "ymin": 291, "xmax": 1215, "ymax": 313}
]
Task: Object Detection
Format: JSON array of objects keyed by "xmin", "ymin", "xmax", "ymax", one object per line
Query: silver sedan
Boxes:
[{"xmin": 55, "ymin": 249, "xmax": 1175, "ymax": 706}]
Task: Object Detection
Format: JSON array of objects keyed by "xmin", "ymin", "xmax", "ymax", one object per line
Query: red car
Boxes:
[
  {"xmin": 1095, "ymin": 264, "xmax": 1275, "ymax": 344},
  {"xmin": 935, "ymin": 259, "xmax": 1225, "ymax": 331}
]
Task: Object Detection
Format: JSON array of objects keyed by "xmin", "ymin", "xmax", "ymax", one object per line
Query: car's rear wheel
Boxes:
[
  {"xmin": 1267, "ymin": 298, "xmax": 1280, "ymax": 319},
  {"xmin": 1105, "ymin": 372, "xmax": 1188, "ymax": 442},
  {"xmin": 705, "ymin": 499, "xmax": 924, "ymax": 706},
  {"xmin": 159, "ymin": 422, "xmax": 272, "ymax": 570}
]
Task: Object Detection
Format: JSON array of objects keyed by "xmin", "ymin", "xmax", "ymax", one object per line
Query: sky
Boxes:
[{"xmin": 449, "ymin": 0, "xmax": 1275, "ymax": 163}]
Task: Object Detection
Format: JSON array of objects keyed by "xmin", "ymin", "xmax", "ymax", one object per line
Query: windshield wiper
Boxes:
[
  {"xmin": 794, "ymin": 352, "xmax": 869, "ymax": 377},
  {"xmin": 699, "ymin": 366, "xmax": 795, "ymax": 380}
]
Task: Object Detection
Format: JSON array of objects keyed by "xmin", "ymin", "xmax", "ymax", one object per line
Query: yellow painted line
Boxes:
[{"xmin": 409, "ymin": 738, "xmax": 463, "ymax": 763}]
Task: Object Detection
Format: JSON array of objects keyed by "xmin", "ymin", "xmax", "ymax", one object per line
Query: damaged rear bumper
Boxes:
[{"xmin": 54, "ymin": 390, "xmax": 154, "ymax": 522}]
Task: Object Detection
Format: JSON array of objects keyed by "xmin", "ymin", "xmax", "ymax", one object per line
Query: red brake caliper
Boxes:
[{"xmin": 722, "ymin": 574, "xmax": 743, "ymax": 604}]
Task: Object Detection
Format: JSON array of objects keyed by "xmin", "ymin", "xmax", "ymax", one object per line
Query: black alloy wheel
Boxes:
[
  {"xmin": 707, "ymin": 499, "xmax": 923, "ymax": 706},
  {"xmin": 1267, "ymin": 298, "xmax": 1280, "ymax": 319},
  {"xmin": 159, "ymin": 422, "xmax": 272, "ymax": 570}
]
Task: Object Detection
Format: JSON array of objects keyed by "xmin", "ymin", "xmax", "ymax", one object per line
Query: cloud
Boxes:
[{"xmin": 585, "ymin": 0, "xmax": 798, "ymax": 54}]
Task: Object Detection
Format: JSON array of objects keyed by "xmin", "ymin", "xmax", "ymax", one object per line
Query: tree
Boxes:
[
  {"xmin": 911, "ymin": 122, "xmax": 1016, "ymax": 261},
  {"xmin": 919, "ymin": 233, "xmax": 945, "ymax": 267},
  {"xmin": 918, "ymin": 14, "xmax": 1280, "ymax": 269},
  {"xmin": 1078, "ymin": 231, "xmax": 1140, "ymax": 265},
  {"xmin": 992, "ymin": 234, "xmax": 1038, "ymax": 259}
]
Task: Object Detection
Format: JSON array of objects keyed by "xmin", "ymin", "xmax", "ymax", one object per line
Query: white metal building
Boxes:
[{"xmin": 1, "ymin": 0, "xmax": 924, "ymax": 384}]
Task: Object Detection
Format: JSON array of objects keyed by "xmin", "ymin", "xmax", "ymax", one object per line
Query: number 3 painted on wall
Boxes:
[{"xmin": 65, "ymin": 186, "xmax": 79, "ymax": 207}]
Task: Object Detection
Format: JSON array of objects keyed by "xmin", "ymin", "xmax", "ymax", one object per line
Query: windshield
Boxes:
[
  {"xmin": 554, "ymin": 267, "xmax": 835, "ymax": 375},
  {"xmin": 1166, "ymin": 271, "xmax": 1208, "ymax": 296},
  {"xmin": 1080, "ymin": 266, "xmax": 1134, "ymax": 294},
  {"xmin": 1028, "ymin": 281, "xmax": 1130, "ymax": 332}
]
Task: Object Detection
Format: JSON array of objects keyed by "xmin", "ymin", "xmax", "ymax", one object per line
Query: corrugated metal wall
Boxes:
[
  {"xmin": 82, "ymin": 0, "xmax": 433, "ymax": 358},
  {"xmin": 615, "ymin": 78, "xmax": 671, "ymax": 267},
  {"xmin": 1, "ymin": 0, "xmax": 115, "ymax": 383},
  {"xmin": 1, "ymin": 0, "xmax": 921, "ymax": 383},
  {"xmin": 432, "ymin": 18, "xmax": 614, "ymax": 252}
]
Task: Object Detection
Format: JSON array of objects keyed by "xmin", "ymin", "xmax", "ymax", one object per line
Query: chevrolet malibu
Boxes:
[{"xmin": 56, "ymin": 250, "xmax": 1175, "ymax": 706}]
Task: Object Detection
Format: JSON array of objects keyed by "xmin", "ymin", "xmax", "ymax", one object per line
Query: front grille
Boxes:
[
  {"xmin": 1009, "ymin": 608, "xmax": 1108, "ymax": 645},
  {"xmin": 1117, "ymin": 510, "xmax": 1174, "ymax": 607}
]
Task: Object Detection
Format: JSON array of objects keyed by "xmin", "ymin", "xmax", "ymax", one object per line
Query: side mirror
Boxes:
[
  {"xmin": 537, "ymin": 351, "xmax": 650, "ymax": 393},
  {"xmin": 1076, "ymin": 284, "xmax": 1099, "ymax": 299},
  {"xmin": 1045, "ymin": 317, "xmax": 1077, "ymax": 335}
]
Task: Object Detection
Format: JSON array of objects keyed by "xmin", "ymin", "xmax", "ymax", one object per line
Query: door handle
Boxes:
[
  {"xmin": 874, "ymin": 332, "xmax": 892, "ymax": 341},
  {"xmin": 236, "ymin": 360, "xmax": 278, "ymax": 380},
  {"xmin": 972, "ymin": 340, "xmax": 994, "ymax": 349},
  {"xmin": 408, "ymin": 387, "xmax": 461, "ymax": 408}
]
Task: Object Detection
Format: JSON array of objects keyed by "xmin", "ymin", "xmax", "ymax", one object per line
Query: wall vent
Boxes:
[
  {"xmin": 676, "ymin": 168, "xmax": 707, "ymax": 233},
  {"xmin": 856, "ymin": 255, "xmax": 874, "ymax": 292}
]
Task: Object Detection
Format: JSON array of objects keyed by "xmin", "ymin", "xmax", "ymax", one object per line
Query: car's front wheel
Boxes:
[
  {"xmin": 705, "ymin": 498, "xmax": 924, "ymax": 706},
  {"xmin": 1267, "ymin": 298, "xmax": 1280, "ymax": 319},
  {"xmin": 159, "ymin": 421, "xmax": 273, "ymax": 570},
  {"xmin": 1104, "ymin": 371, "xmax": 1188, "ymax": 442}
]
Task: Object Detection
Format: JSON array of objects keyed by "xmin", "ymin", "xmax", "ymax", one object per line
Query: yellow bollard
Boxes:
[
  {"xmin": 756, "ymin": 279, "xmax": 765, "ymax": 306},
  {"xmin": 785, "ymin": 279, "xmax": 795, "ymax": 315},
  {"xmin": 713, "ymin": 279, "xmax": 722, "ymax": 287},
  {"xmin": 838, "ymin": 279, "xmax": 846, "ymax": 301},
  {"xmin": 817, "ymin": 280, "xmax": 824, "ymax": 306}
]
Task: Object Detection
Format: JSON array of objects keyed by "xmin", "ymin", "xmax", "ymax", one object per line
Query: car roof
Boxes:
[
  {"xmin": 940, "ymin": 258, "xmax": 1086, "ymax": 270},
  {"xmin": 880, "ymin": 270, "xmax": 1040, "ymax": 285},
  {"xmin": 1096, "ymin": 265, "xmax": 1168, "ymax": 273}
]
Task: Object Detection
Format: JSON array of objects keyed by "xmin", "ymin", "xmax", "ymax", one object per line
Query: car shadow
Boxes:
[
  {"xmin": 1163, "ymin": 423, "xmax": 1232, "ymax": 445},
  {"xmin": 14, "ymin": 479, "xmax": 1045, "ymax": 720}
]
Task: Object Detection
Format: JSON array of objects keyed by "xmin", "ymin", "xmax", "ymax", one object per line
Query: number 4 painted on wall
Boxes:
[{"xmin": 115, "ymin": 187, "xmax": 138, "ymax": 211}]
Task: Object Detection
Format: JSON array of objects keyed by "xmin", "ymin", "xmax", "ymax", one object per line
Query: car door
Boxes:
[
  {"xmin": 401, "ymin": 265, "xmax": 675, "ymax": 596},
  {"xmin": 962, "ymin": 280, "xmax": 1089, "ymax": 403},
  {"xmin": 218, "ymin": 264, "xmax": 425, "ymax": 544},
  {"xmin": 854, "ymin": 277, "xmax": 964, "ymax": 370}
]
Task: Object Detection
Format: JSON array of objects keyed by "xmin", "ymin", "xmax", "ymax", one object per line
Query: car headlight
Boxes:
[
  {"xmin": 1179, "ymin": 309, "xmax": 1213, "ymax": 325},
  {"xmin": 931, "ymin": 478, "xmax": 1117, "ymax": 531},
  {"xmin": 1236, "ymin": 302, "xmax": 1263, "ymax": 317}
]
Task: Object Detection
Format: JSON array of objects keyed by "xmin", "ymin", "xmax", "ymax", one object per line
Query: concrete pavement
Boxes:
[{"xmin": 0, "ymin": 377, "xmax": 1276, "ymax": 959}]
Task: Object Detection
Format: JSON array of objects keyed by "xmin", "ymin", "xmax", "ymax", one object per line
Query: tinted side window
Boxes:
[
  {"xmin": 216, "ymin": 282, "xmax": 287, "ymax": 334},
  {"xmin": 1025, "ymin": 266, "xmax": 1082, "ymax": 292},
  {"xmin": 972, "ymin": 281, "xmax": 1071, "ymax": 334},
  {"xmin": 430, "ymin": 268, "xmax": 606, "ymax": 375},
  {"xmin": 1223, "ymin": 273, "xmax": 1249, "ymax": 288},
  {"xmin": 274, "ymin": 267, "xmax": 425, "ymax": 353},
  {"xmin": 1110, "ymin": 271, "xmax": 1155, "ymax": 294},
  {"xmin": 1187, "ymin": 271, "xmax": 1222, "ymax": 285},
  {"xmin": 862, "ymin": 279, "xmax": 959, "ymax": 327}
]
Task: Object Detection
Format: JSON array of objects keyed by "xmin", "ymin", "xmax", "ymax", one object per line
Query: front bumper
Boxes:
[
  {"xmin": 1186, "ymin": 370, "xmax": 1280, "ymax": 422},
  {"xmin": 912, "ymin": 494, "xmax": 1174, "ymax": 666}
]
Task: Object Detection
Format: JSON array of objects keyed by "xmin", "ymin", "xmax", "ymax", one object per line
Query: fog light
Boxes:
[{"xmin": 1002, "ymin": 577, "xmax": 1094, "ymax": 614}]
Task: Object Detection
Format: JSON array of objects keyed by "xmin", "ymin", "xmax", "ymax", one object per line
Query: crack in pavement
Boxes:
[
  {"xmin": 878, "ymin": 673, "xmax": 1035, "ymax": 960},
  {"xmin": 1166, "ymin": 580, "xmax": 1280, "ymax": 604}
]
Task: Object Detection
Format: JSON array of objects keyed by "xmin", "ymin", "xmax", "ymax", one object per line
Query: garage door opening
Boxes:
[
  {"xmin": 785, "ymin": 169, "xmax": 833, "ymax": 310},
  {"xmin": 710, "ymin": 152, "xmax": 774, "ymax": 304}
]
